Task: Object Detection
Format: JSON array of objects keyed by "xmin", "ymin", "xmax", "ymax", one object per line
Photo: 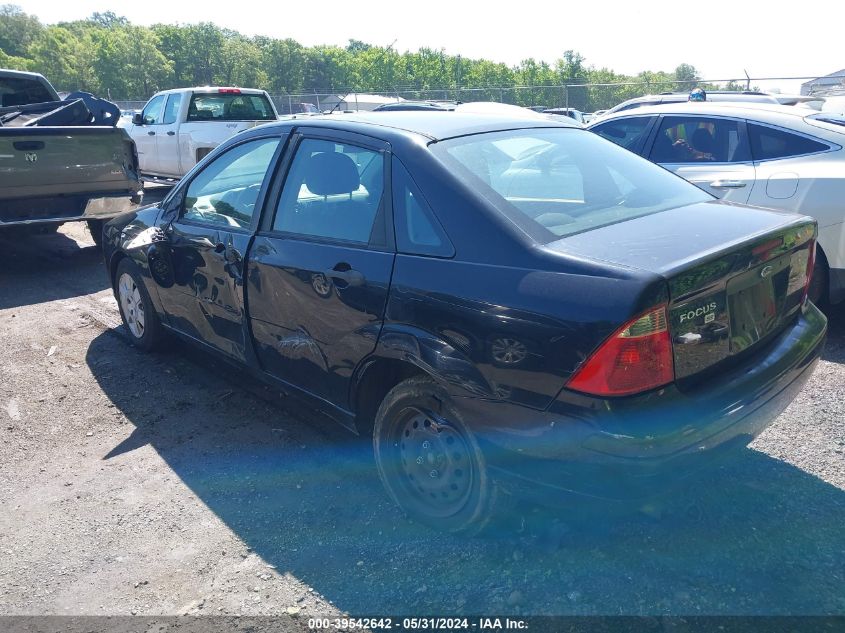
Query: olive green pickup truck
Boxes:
[{"xmin": 0, "ymin": 69, "xmax": 141, "ymax": 244}]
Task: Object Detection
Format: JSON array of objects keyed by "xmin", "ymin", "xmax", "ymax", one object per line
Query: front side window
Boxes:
[
  {"xmin": 142, "ymin": 95, "xmax": 165, "ymax": 125},
  {"xmin": 273, "ymin": 138, "xmax": 385, "ymax": 245},
  {"xmin": 162, "ymin": 94, "xmax": 181, "ymax": 125},
  {"xmin": 650, "ymin": 116, "xmax": 749, "ymax": 164},
  {"xmin": 592, "ymin": 117, "xmax": 652, "ymax": 152},
  {"xmin": 431, "ymin": 128, "xmax": 710, "ymax": 241},
  {"xmin": 748, "ymin": 123, "xmax": 830, "ymax": 161},
  {"xmin": 182, "ymin": 138, "xmax": 280, "ymax": 229},
  {"xmin": 187, "ymin": 93, "xmax": 276, "ymax": 122}
]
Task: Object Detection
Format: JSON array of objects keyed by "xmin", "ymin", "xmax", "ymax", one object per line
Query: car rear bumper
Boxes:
[
  {"xmin": 458, "ymin": 303, "xmax": 827, "ymax": 502},
  {"xmin": 0, "ymin": 191, "xmax": 143, "ymax": 226}
]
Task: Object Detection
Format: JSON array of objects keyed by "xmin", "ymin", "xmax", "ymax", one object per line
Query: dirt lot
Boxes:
[{"xmin": 1, "ymin": 221, "xmax": 844, "ymax": 617}]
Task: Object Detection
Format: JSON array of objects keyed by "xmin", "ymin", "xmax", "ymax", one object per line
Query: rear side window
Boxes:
[
  {"xmin": 592, "ymin": 117, "xmax": 652, "ymax": 152},
  {"xmin": 274, "ymin": 138, "xmax": 385, "ymax": 245},
  {"xmin": 650, "ymin": 116, "xmax": 750, "ymax": 163},
  {"xmin": 392, "ymin": 158, "xmax": 454, "ymax": 257},
  {"xmin": 188, "ymin": 93, "xmax": 276, "ymax": 122},
  {"xmin": 748, "ymin": 124, "xmax": 830, "ymax": 161}
]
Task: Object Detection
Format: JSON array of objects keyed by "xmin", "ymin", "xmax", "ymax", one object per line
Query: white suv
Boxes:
[{"xmin": 589, "ymin": 102, "xmax": 845, "ymax": 305}]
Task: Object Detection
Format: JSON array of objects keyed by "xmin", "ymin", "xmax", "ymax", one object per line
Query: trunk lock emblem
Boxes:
[
  {"xmin": 25, "ymin": 153, "xmax": 37, "ymax": 163},
  {"xmin": 760, "ymin": 265, "xmax": 774, "ymax": 279}
]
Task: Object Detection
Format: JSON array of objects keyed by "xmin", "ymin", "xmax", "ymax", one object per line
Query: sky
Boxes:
[{"xmin": 16, "ymin": 0, "xmax": 845, "ymax": 94}]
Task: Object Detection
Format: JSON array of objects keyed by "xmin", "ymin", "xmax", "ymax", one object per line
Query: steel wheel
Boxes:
[
  {"xmin": 394, "ymin": 407, "xmax": 475, "ymax": 518},
  {"xmin": 118, "ymin": 272, "xmax": 146, "ymax": 339}
]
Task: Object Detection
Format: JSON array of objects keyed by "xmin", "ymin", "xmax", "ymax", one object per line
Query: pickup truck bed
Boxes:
[{"xmin": 0, "ymin": 70, "xmax": 142, "ymax": 235}]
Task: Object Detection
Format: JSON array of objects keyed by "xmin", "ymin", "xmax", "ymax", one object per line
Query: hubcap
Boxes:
[
  {"xmin": 395, "ymin": 408, "xmax": 474, "ymax": 516},
  {"xmin": 118, "ymin": 272, "xmax": 145, "ymax": 339},
  {"xmin": 491, "ymin": 337, "xmax": 528, "ymax": 365}
]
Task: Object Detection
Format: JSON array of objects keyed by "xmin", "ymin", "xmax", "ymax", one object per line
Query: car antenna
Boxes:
[{"xmin": 328, "ymin": 90, "xmax": 352, "ymax": 115}]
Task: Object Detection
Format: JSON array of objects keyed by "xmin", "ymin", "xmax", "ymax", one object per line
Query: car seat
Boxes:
[{"xmin": 295, "ymin": 152, "xmax": 376, "ymax": 243}]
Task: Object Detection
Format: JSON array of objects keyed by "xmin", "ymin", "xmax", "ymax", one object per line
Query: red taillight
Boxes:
[
  {"xmin": 802, "ymin": 240, "xmax": 816, "ymax": 305},
  {"xmin": 219, "ymin": 88, "xmax": 241, "ymax": 94},
  {"xmin": 567, "ymin": 305, "xmax": 674, "ymax": 397}
]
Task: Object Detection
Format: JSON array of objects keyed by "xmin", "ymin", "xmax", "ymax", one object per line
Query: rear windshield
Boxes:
[
  {"xmin": 0, "ymin": 77, "xmax": 56, "ymax": 107},
  {"xmin": 187, "ymin": 93, "xmax": 276, "ymax": 122},
  {"xmin": 431, "ymin": 128, "xmax": 710, "ymax": 241}
]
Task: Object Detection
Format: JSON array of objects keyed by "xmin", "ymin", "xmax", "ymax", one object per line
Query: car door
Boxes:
[
  {"xmin": 135, "ymin": 94, "xmax": 165, "ymax": 173},
  {"xmin": 746, "ymin": 121, "xmax": 834, "ymax": 210},
  {"xmin": 647, "ymin": 115, "xmax": 755, "ymax": 203},
  {"xmin": 156, "ymin": 135, "xmax": 283, "ymax": 362},
  {"xmin": 246, "ymin": 130, "xmax": 395, "ymax": 415},
  {"xmin": 155, "ymin": 93, "xmax": 183, "ymax": 177}
]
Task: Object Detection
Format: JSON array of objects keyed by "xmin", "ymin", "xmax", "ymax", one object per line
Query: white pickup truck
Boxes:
[{"xmin": 126, "ymin": 87, "xmax": 279, "ymax": 180}]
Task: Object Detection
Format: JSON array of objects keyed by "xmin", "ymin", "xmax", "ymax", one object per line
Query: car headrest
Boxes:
[
  {"xmin": 691, "ymin": 128, "xmax": 714, "ymax": 153},
  {"xmin": 304, "ymin": 152, "xmax": 360, "ymax": 196}
]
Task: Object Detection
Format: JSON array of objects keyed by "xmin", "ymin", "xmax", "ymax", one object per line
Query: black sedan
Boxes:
[{"xmin": 102, "ymin": 111, "xmax": 827, "ymax": 534}]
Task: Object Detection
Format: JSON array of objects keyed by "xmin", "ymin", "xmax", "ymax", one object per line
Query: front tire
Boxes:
[
  {"xmin": 115, "ymin": 258, "xmax": 164, "ymax": 352},
  {"xmin": 373, "ymin": 376, "xmax": 502, "ymax": 535}
]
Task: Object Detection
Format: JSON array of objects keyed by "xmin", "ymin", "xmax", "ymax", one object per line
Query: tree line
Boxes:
[{"xmin": 0, "ymin": 5, "xmax": 719, "ymax": 109}]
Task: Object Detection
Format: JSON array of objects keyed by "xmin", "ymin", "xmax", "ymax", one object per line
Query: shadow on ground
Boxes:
[
  {"xmin": 821, "ymin": 303, "xmax": 845, "ymax": 364},
  {"xmin": 85, "ymin": 327, "xmax": 845, "ymax": 616},
  {"xmin": 0, "ymin": 227, "xmax": 108, "ymax": 309}
]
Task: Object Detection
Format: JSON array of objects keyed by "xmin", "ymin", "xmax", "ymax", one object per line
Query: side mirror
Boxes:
[{"xmin": 132, "ymin": 113, "xmax": 144, "ymax": 126}]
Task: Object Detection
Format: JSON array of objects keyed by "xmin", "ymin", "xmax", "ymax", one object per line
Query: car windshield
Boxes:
[
  {"xmin": 187, "ymin": 92, "xmax": 276, "ymax": 121},
  {"xmin": 431, "ymin": 127, "xmax": 711, "ymax": 241}
]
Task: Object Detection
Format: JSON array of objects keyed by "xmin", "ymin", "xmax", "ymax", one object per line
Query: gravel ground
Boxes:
[{"xmin": 0, "ymin": 222, "xmax": 843, "ymax": 617}]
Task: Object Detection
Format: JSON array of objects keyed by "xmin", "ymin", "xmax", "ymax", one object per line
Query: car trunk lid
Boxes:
[{"xmin": 547, "ymin": 201, "xmax": 816, "ymax": 381}]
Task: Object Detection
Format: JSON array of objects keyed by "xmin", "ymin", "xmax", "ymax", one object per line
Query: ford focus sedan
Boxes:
[{"xmin": 101, "ymin": 111, "xmax": 826, "ymax": 534}]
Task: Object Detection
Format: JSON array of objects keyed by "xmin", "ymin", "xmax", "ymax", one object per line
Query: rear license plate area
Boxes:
[{"xmin": 727, "ymin": 254, "xmax": 791, "ymax": 354}]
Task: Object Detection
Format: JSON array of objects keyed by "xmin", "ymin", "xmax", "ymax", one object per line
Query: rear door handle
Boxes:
[
  {"xmin": 147, "ymin": 131, "xmax": 156, "ymax": 136},
  {"xmin": 324, "ymin": 267, "xmax": 365, "ymax": 287},
  {"xmin": 709, "ymin": 180, "xmax": 746, "ymax": 189},
  {"xmin": 167, "ymin": 131, "xmax": 176, "ymax": 136}
]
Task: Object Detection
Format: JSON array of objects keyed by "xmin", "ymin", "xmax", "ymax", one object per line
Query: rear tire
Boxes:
[
  {"xmin": 808, "ymin": 253, "xmax": 829, "ymax": 307},
  {"xmin": 373, "ymin": 376, "xmax": 503, "ymax": 536},
  {"xmin": 115, "ymin": 258, "xmax": 164, "ymax": 352}
]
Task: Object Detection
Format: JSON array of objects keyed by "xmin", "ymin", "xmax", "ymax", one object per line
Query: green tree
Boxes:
[{"xmin": 0, "ymin": 4, "xmax": 43, "ymax": 58}]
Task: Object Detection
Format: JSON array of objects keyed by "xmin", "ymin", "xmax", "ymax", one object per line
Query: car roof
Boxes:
[
  {"xmin": 592, "ymin": 101, "xmax": 817, "ymax": 123},
  {"xmin": 0, "ymin": 68, "xmax": 49, "ymax": 81},
  {"xmin": 249, "ymin": 110, "xmax": 580, "ymax": 143},
  {"xmin": 155, "ymin": 86, "xmax": 267, "ymax": 95}
]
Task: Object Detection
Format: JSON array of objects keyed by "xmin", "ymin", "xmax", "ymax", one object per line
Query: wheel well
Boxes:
[
  {"xmin": 814, "ymin": 243, "xmax": 831, "ymax": 301},
  {"xmin": 109, "ymin": 251, "xmax": 127, "ymax": 287},
  {"xmin": 353, "ymin": 359, "xmax": 425, "ymax": 436}
]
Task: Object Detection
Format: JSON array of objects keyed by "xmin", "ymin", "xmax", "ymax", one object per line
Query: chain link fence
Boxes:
[
  {"xmin": 268, "ymin": 79, "xmax": 766, "ymax": 115},
  {"xmin": 114, "ymin": 76, "xmax": 831, "ymax": 116}
]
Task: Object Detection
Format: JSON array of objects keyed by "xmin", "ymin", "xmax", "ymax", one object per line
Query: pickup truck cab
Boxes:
[{"xmin": 127, "ymin": 87, "xmax": 279, "ymax": 181}]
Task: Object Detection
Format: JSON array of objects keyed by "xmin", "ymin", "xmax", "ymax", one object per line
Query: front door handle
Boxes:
[
  {"xmin": 709, "ymin": 180, "xmax": 746, "ymax": 189},
  {"xmin": 324, "ymin": 266, "xmax": 365, "ymax": 287},
  {"xmin": 147, "ymin": 131, "xmax": 156, "ymax": 136},
  {"xmin": 167, "ymin": 131, "xmax": 176, "ymax": 136}
]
